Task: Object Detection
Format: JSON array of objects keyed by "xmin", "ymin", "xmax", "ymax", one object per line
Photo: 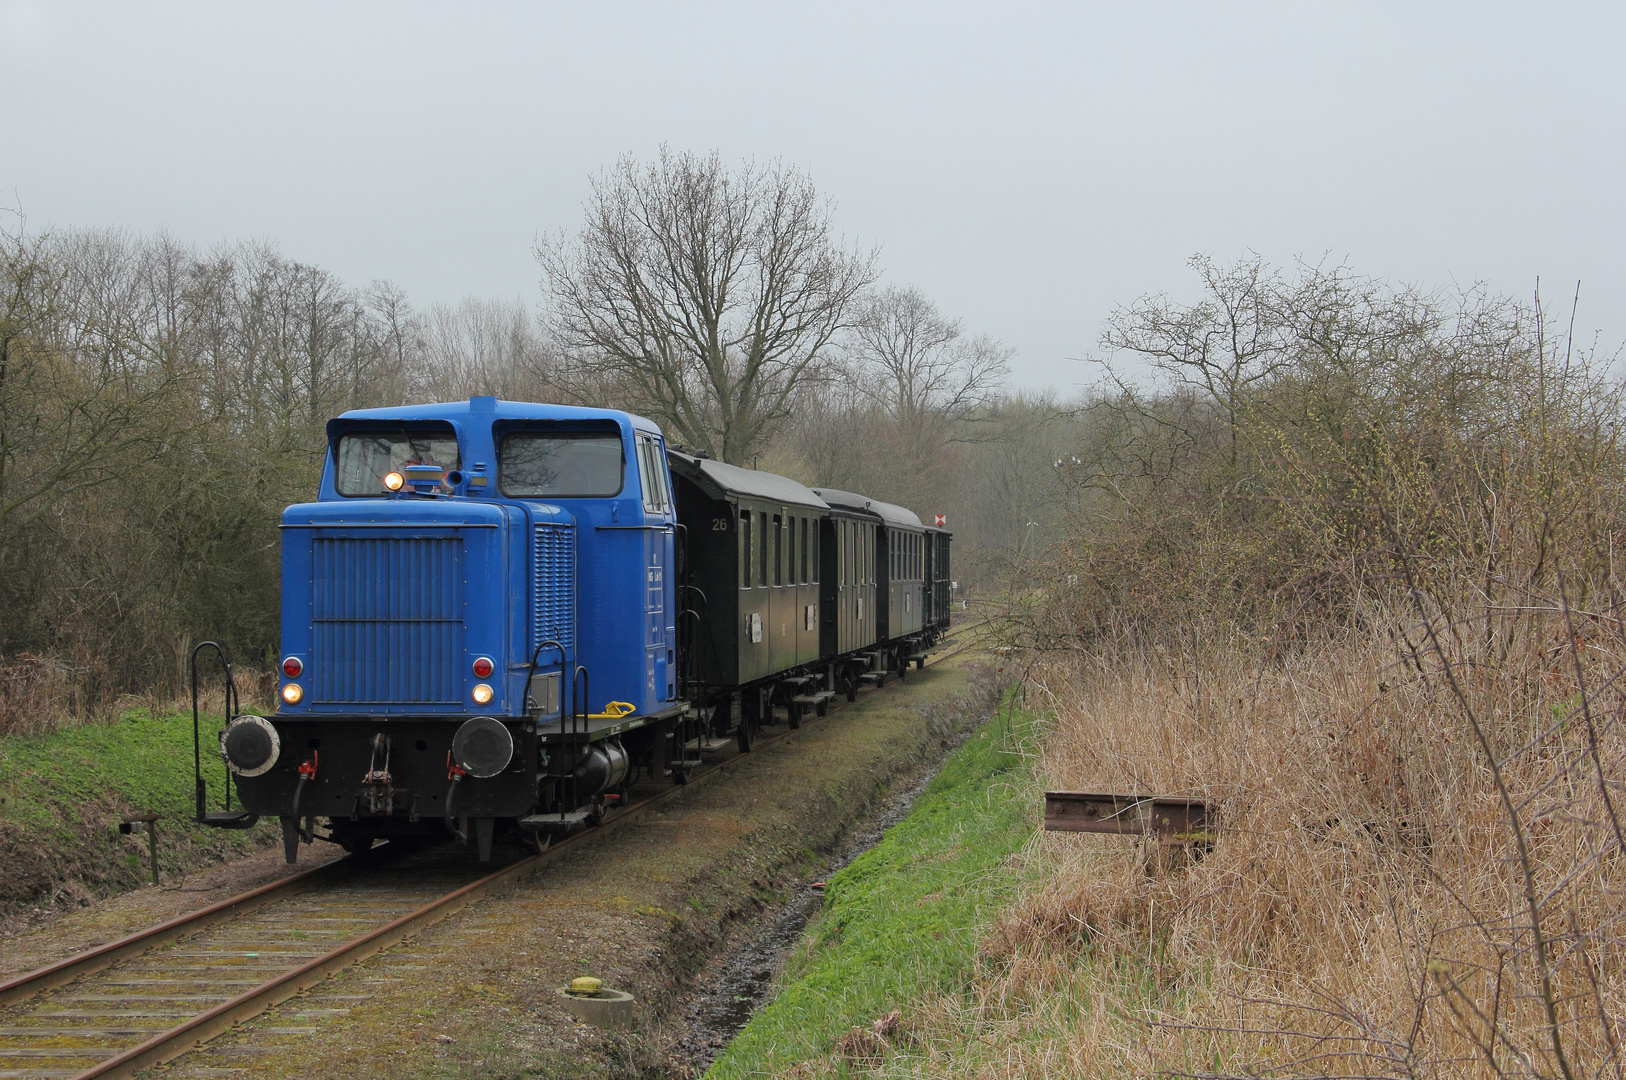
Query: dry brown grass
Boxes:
[
  {"xmin": 823, "ymin": 266, "xmax": 1626, "ymax": 1078},
  {"xmin": 0, "ymin": 656, "xmax": 274, "ymax": 737},
  {"xmin": 876, "ymin": 606, "xmax": 1624, "ymax": 1079}
]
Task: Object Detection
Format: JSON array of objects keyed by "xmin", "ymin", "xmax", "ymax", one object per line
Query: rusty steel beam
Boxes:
[{"xmin": 1043, "ymin": 791, "xmax": 1209, "ymax": 840}]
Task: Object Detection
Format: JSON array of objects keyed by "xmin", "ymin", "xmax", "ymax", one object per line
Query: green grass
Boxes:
[
  {"xmin": 0, "ymin": 708, "xmax": 275, "ymax": 912},
  {"xmin": 706, "ymin": 700, "xmax": 1040, "ymax": 1079}
]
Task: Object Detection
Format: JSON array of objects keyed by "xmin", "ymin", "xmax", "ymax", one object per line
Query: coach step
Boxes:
[{"xmin": 519, "ymin": 810, "xmax": 593, "ymax": 836}]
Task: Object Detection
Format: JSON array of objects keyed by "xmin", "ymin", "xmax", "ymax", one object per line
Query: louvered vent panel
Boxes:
[
  {"xmin": 311, "ymin": 537, "xmax": 462, "ymax": 704},
  {"xmin": 533, "ymin": 525, "xmax": 576, "ymax": 652}
]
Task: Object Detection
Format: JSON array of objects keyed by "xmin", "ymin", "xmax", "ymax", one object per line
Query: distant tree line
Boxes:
[{"xmin": 0, "ymin": 150, "xmax": 1075, "ymax": 726}]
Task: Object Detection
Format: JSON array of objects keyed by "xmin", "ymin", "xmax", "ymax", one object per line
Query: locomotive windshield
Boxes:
[
  {"xmin": 335, "ymin": 431, "xmax": 462, "ymax": 496},
  {"xmin": 500, "ymin": 432, "xmax": 624, "ymax": 497}
]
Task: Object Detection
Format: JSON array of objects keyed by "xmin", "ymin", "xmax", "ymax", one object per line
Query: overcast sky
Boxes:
[{"xmin": 1, "ymin": 2, "xmax": 1621, "ymax": 392}]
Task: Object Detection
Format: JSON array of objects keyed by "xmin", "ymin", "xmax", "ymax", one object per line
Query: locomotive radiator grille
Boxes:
[
  {"xmin": 311, "ymin": 536, "xmax": 463, "ymax": 704},
  {"xmin": 533, "ymin": 524, "xmax": 576, "ymax": 652}
]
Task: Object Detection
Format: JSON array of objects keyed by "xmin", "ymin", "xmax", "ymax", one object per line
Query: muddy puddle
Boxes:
[{"xmin": 668, "ymin": 759, "xmax": 948, "ymax": 1072}]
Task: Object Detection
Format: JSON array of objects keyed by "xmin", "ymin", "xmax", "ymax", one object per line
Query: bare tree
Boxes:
[
  {"xmin": 413, "ymin": 296, "xmax": 552, "ymax": 403},
  {"xmin": 538, "ymin": 148, "xmax": 876, "ymax": 463},
  {"xmin": 0, "ymin": 227, "xmax": 186, "ymax": 543},
  {"xmin": 1100, "ymin": 254, "xmax": 1295, "ymax": 465},
  {"xmin": 848, "ymin": 285, "xmax": 1010, "ymax": 442}
]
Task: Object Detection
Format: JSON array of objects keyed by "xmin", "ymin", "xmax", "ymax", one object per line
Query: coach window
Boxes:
[
  {"xmin": 754, "ymin": 510, "xmax": 767, "ymax": 585},
  {"xmin": 740, "ymin": 510, "xmax": 751, "ymax": 589},
  {"xmin": 773, "ymin": 515, "xmax": 783, "ymax": 586}
]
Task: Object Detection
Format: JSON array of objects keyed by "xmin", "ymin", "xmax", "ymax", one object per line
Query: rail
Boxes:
[{"xmin": 0, "ymin": 625, "xmax": 993, "ymax": 1080}]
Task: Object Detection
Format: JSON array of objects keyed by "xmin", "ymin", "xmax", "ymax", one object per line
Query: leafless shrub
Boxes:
[
  {"xmin": 0, "ymin": 654, "xmax": 98, "ymax": 735},
  {"xmin": 898, "ymin": 260, "xmax": 1626, "ymax": 1078}
]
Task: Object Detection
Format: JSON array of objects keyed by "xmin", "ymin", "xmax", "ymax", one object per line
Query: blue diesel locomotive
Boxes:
[{"xmin": 197, "ymin": 397, "xmax": 951, "ymax": 861}]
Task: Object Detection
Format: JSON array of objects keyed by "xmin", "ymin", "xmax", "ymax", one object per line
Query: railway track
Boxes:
[{"xmin": 0, "ymin": 620, "xmax": 994, "ymax": 1080}]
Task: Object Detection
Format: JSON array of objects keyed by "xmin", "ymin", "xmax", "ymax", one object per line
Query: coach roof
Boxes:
[
  {"xmin": 811, "ymin": 488, "xmax": 924, "ymax": 530},
  {"xmin": 669, "ymin": 452, "xmax": 829, "ymax": 509}
]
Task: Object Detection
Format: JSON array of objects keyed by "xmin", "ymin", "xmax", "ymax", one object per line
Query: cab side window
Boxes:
[{"xmin": 635, "ymin": 435, "xmax": 671, "ymax": 515}]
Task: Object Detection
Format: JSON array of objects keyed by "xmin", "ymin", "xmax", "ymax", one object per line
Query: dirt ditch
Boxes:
[
  {"xmin": 664, "ymin": 762, "xmax": 946, "ymax": 1076},
  {"xmin": 0, "ymin": 648, "xmax": 1001, "ymax": 1079}
]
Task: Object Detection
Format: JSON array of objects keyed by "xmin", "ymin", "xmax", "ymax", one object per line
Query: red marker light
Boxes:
[
  {"xmin": 472, "ymin": 656, "xmax": 494, "ymax": 679},
  {"xmin": 282, "ymin": 656, "xmax": 303, "ymax": 678}
]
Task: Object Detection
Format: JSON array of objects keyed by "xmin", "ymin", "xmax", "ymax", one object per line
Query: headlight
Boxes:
[
  {"xmin": 281, "ymin": 683, "xmax": 304, "ymax": 705},
  {"xmin": 383, "ymin": 471, "xmax": 404, "ymax": 491},
  {"xmin": 471, "ymin": 683, "xmax": 493, "ymax": 705}
]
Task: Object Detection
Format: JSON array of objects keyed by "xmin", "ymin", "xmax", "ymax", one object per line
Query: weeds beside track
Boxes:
[{"xmin": 0, "ymin": 629, "xmax": 991, "ymax": 1080}]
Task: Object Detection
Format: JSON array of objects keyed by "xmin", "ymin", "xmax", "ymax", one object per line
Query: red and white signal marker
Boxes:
[{"xmin": 934, "ymin": 514, "xmax": 947, "ymax": 526}]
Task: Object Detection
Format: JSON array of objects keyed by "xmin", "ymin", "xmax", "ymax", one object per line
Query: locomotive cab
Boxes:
[{"xmin": 203, "ymin": 397, "xmax": 685, "ymax": 862}]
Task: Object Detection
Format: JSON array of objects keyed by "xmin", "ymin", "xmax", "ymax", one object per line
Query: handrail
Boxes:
[
  {"xmin": 189, "ymin": 641, "xmax": 240, "ymax": 821},
  {"xmin": 523, "ymin": 638, "xmax": 567, "ymax": 718}
]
